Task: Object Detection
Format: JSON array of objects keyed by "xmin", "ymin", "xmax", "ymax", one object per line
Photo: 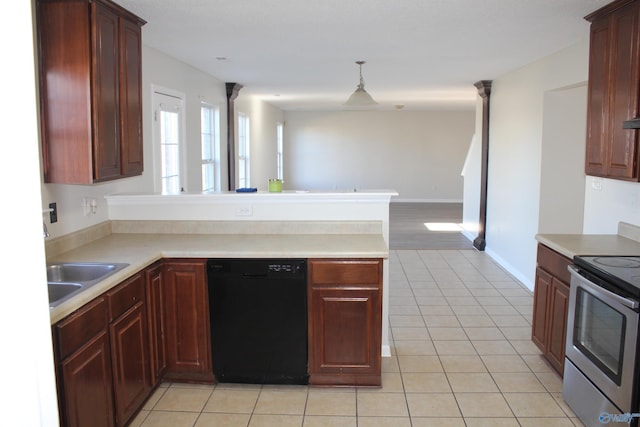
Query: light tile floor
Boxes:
[{"xmin": 130, "ymin": 250, "xmax": 584, "ymax": 427}]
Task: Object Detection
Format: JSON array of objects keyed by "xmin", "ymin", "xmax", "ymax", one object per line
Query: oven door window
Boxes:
[{"xmin": 574, "ymin": 288, "xmax": 626, "ymax": 385}]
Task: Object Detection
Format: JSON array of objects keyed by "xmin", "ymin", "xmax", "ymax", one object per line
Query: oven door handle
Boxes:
[{"xmin": 569, "ymin": 266, "xmax": 640, "ymax": 310}]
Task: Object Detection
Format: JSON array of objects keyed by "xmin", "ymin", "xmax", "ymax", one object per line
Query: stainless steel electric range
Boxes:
[{"xmin": 564, "ymin": 255, "xmax": 640, "ymax": 427}]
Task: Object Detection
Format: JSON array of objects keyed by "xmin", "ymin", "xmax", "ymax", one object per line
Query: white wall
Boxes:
[
  {"xmin": 282, "ymin": 110, "xmax": 475, "ymax": 201},
  {"xmin": 485, "ymin": 38, "xmax": 590, "ymax": 289},
  {"xmin": 41, "ymin": 46, "xmax": 228, "ymax": 238},
  {"xmin": 583, "ymin": 177, "xmax": 640, "ymax": 233},
  {"xmin": 538, "ymin": 84, "xmax": 587, "ymax": 234},
  {"xmin": 2, "ymin": 1, "xmax": 59, "ymax": 424},
  {"xmin": 235, "ymin": 95, "xmax": 285, "ymax": 191}
]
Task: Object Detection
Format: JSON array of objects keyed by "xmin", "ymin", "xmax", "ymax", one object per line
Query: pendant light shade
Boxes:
[{"xmin": 344, "ymin": 61, "xmax": 377, "ymax": 106}]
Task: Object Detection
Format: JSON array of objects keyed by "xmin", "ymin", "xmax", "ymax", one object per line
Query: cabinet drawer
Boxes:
[
  {"xmin": 54, "ymin": 297, "xmax": 108, "ymax": 360},
  {"xmin": 536, "ymin": 244, "xmax": 572, "ymax": 284},
  {"xmin": 309, "ymin": 259, "xmax": 382, "ymax": 287},
  {"xmin": 107, "ymin": 273, "xmax": 144, "ymax": 321}
]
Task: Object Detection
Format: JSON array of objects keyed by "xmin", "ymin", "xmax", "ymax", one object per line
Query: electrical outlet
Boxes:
[
  {"xmin": 235, "ymin": 205, "xmax": 253, "ymax": 217},
  {"xmin": 82, "ymin": 197, "xmax": 97, "ymax": 216},
  {"xmin": 49, "ymin": 202, "xmax": 57, "ymax": 223}
]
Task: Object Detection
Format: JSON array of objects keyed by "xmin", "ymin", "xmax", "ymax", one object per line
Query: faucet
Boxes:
[{"xmin": 43, "ymin": 221, "xmax": 50, "ymax": 238}]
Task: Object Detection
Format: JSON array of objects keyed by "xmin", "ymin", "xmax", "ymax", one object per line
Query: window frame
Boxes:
[
  {"xmin": 237, "ymin": 112, "xmax": 250, "ymax": 188},
  {"xmin": 201, "ymin": 102, "xmax": 221, "ymax": 192}
]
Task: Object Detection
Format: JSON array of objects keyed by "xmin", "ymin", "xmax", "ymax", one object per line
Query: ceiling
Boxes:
[{"xmin": 116, "ymin": 0, "xmax": 611, "ymax": 111}]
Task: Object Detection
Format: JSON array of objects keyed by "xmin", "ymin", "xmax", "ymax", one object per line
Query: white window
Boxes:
[
  {"xmin": 238, "ymin": 112, "xmax": 250, "ymax": 188},
  {"xmin": 276, "ymin": 122, "xmax": 284, "ymax": 180},
  {"xmin": 201, "ymin": 103, "xmax": 221, "ymax": 192},
  {"xmin": 153, "ymin": 90, "xmax": 184, "ymax": 194}
]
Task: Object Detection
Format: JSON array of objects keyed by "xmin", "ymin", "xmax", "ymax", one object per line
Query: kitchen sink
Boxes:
[
  {"xmin": 47, "ymin": 262, "xmax": 129, "ymax": 307},
  {"xmin": 47, "ymin": 262, "xmax": 129, "ymax": 284},
  {"xmin": 48, "ymin": 283, "xmax": 83, "ymax": 304}
]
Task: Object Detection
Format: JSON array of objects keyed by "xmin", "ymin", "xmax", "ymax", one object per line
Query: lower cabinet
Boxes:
[
  {"xmin": 532, "ymin": 244, "xmax": 571, "ymax": 375},
  {"xmin": 308, "ymin": 258, "xmax": 382, "ymax": 386},
  {"xmin": 54, "ymin": 298, "xmax": 115, "ymax": 427},
  {"xmin": 54, "ymin": 272, "xmax": 152, "ymax": 427},
  {"xmin": 107, "ymin": 273, "xmax": 151, "ymax": 425},
  {"xmin": 54, "ymin": 256, "xmax": 384, "ymax": 423},
  {"xmin": 145, "ymin": 261, "xmax": 167, "ymax": 386},
  {"xmin": 162, "ymin": 259, "xmax": 214, "ymax": 382}
]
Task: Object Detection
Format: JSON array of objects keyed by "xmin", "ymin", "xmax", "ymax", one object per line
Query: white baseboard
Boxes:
[
  {"xmin": 392, "ymin": 198, "xmax": 463, "ymax": 203},
  {"xmin": 485, "ymin": 247, "xmax": 534, "ymax": 291},
  {"xmin": 461, "ymin": 230, "xmax": 475, "ymax": 241},
  {"xmin": 382, "ymin": 345, "xmax": 391, "ymax": 357}
]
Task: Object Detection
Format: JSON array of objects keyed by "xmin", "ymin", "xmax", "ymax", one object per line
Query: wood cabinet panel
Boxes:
[
  {"xmin": 119, "ymin": 17, "xmax": 144, "ymax": 176},
  {"xmin": 110, "ymin": 302, "xmax": 150, "ymax": 426},
  {"xmin": 145, "ymin": 262, "xmax": 167, "ymax": 385},
  {"xmin": 55, "ymin": 297, "xmax": 108, "ymax": 360},
  {"xmin": 59, "ymin": 329, "xmax": 114, "ymax": 427},
  {"xmin": 92, "ymin": 0, "xmax": 121, "ymax": 181},
  {"xmin": 36, "ymin": 0, "xmax": 93, "ymax": 183},
  {"xmin": 585, "ymin": 0, "xmax": 640, "ymax": 180},
  {"xmin": 532, "ymin": 268, "xmax": 552, "ymax": 353},
  {"xmin": 308, "ymin": 259, "xmax": 382, "ymax": 386},
  {"xmin": 309, "ymin": 259, "xmax": 381, "ymax": 286},
  {"xmin": 532, "ymin": 244, "xmax": 572, "ymax": 376},
  {"xmin": 547, "ymin": 279, "xmax": 570, "ymax": 373},
  {"xmin": 163, "ymin": 259, "xmax": 214, "ymax": 382},
  {"xmin": 36, "ymin": 0, "xmax": 145, "ymax": 184},
  {"xmin": 107, "ymin": 272, "xmax": 144, "ymax": 321}
]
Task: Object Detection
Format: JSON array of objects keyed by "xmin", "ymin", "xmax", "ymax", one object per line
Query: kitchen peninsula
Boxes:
[
  {"xmin": 47, "ymin": 190, "xmax": 396, "ymax": 425},
  {"xmin": 48, "ymin": 190, "xmax": 397, "ymax": 349}
]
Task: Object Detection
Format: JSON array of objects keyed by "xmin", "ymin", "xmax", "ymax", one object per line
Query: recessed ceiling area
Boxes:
[{"xmin": 116, "ymin": 0, "xmax": 611, "ymax": 111}]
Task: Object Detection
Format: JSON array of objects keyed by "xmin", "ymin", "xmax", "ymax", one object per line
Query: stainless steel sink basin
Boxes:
[
  {"xmin": 47, "ymin": 262, "xmax": 127, "ymax": 283},
  {"xmin": 47, "ymin": 262, "xmax": 129, "ymax": 307},
  {"xmin": 48, "ymin": 282, "xmax": 83, "ymax": 304}
]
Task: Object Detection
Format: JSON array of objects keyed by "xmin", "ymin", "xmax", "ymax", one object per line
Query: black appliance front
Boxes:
[{"xmin": 207, "ymin": 259, "xmax": 309, "ymax": 385}]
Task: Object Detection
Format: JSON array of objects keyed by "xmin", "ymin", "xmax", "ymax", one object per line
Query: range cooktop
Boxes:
[{"xmin": 574, "ymin": 255, "xmax": 640, "ymax": 298}]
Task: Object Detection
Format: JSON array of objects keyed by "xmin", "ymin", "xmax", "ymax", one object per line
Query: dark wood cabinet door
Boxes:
[
  {"xmin": 163, "ymin": 259, "xmax": 214, "ymax": 382},
  {"xmin": 607, "ymin": 3, "xmax": 640, "ymax": 179},
  {"xmin": 36, "ymin": 0, "xmax": 93, "ymax": 184},
  {"xmin": 547, "ymin": 278, "xmax": 570, "ymax": 375},
  {"xmin": 586, "ymin": 0, "xmax": 640, "ymax": 180},
  {"xmin": 533, "ymin": 244, "xmax": 572, "ymax": 376},
  {"xmin": 308, "ymin": 259, "xmax": 382, "ymax": 386},
  {"xmin": 309, "ymin": 288, "xmax": 381, "ymax": 377},
  {"xmin": 119, "ymin": 16, "xmax": 144, "ymax": 176},
  {"xmin": 110, "ymin": 302, "xmax": 151, "ymax": 426},
  {"xmin": 91, "ymin": 0, "xmax": 121, "ymax": 182},
  {"xmin": 36, "ymin": 0, "xmax": 144, "ymax": 184},
  {"xmin": 60, "ymin": 331, "xmax": 115, "ymax": 427},
  {"xmin": 531, "ymin": 267, "xmax": 552, "ymax": 353},
  {"xmin": 145, "ymin": 262, "xmax": 167, "ymax": 385},
  {"xmin": 586, "ymin": 16, "xmax": 611, "ymax": 177}
]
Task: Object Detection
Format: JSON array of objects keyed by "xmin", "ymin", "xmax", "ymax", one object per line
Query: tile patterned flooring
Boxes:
[{"xmin": 130, "ymin": 250, "xmax": 584, "ymax": 427}]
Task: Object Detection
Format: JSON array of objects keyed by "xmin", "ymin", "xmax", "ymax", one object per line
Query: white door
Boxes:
[{"xmin": 152, "ymin": 90, "xmax": 185, "ymax": 194}]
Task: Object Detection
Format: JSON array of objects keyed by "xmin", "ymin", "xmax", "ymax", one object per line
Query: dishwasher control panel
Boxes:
[
  {"xmin": 208, "ymin": 259, "xmax": 307, "ymax": 279},
  {"xmin": 268, "ymin": 263, "xmax": 299, "ymax": 273}
]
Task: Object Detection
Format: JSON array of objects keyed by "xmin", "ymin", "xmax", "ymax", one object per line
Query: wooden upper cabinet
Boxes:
[
  {"xmin": 119, "ymin": 16, "xmax": 144, "ymax": 177},
  {"xmin": 585, "ymin": 0, "xmax": 640, "ymax": 180},
  {"xmin": 36, "ymin": 0, "xmax": 145, "ymax": 184}
]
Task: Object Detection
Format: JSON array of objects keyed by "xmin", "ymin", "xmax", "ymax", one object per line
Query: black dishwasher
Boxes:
[{"xmin": 207, "ymin": 259, "xmax": 309, "ymax": 385}]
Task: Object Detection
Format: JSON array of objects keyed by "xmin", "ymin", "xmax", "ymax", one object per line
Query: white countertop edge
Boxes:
[{"xmin": 105, "ymin": 190, "xmax": 399, "ymax": 204}]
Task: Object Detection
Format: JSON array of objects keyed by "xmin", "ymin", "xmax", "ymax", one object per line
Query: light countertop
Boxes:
[
  {"xmin": 48, "ymin": 232, "xmax": 388, "ymax": 324},
  {"xmin": 535, "ymin": 234, "xmax": 640, "ymax": 259}
]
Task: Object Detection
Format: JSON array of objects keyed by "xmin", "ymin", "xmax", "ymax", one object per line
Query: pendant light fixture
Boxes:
[{"xmin": 344, "ymin": 60, "xmax": 378, "ymax": 106}]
